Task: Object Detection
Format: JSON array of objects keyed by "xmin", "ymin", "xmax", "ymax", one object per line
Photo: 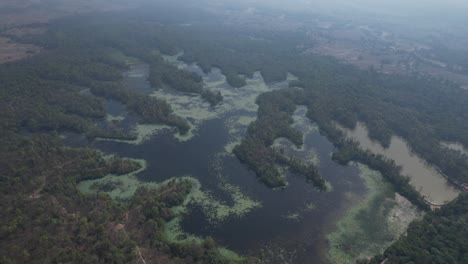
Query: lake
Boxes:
[{"xmin": 76, "ymin": 58, "xmax": 421, "ymax": 263}]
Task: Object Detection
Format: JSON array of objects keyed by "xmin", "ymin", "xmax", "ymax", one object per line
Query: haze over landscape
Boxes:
[{"xmin": 0, "ymin": 0, "xmax": 467, "ymax": 263}]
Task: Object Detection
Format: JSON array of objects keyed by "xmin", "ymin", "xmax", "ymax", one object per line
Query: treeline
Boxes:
[
  {"xmin": 0, "ymin": 45, "xmax": 191, "ymax": 138},
  {"xmin": 26, "ymin": 14, "xmax": 222, "ymax": 107},
  {"xmin": 362, "ymin": 193, "xmax": 468, "ymax": 264},
  {"xmin": 305, "ymin": 105, "xmax": 430, "ymax": 211},
  {"xmin": 332, "ymin": 141, "xmax": 430, "ymax": 210},
  {"xmin": 233, "ymin": 85, "xmax": 427, "ymax": 209},
  {"xmin": 148, "ymin": 56, "xmax": 223, "ymax": 106},
  {"xmin": 234, "ymin": 89, "xmax": 326, "ymax": 190},
  {"xmin": 0, "ymin": 59, "xmax": 135, "ymax": 141},
  {"xmin": 90, "ymin": 82, "xmax": 190, "ymax": 134},
  {"xmin": 129, "ymin": 182, "xmax": 254, "ymax": 263}
]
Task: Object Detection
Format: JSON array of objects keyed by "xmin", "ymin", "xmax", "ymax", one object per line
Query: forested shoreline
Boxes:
[
  {"xmin": 234, "ymin": 89, "xmax": 326, "ymax": 190},
  {"xmin": 0, "ymin": 10, "xmax": 257, "ymax": 263},
  {"xmin": 14, "ymin": 10, "xmax": 467, "ymax": 189},
  {"xmin": 363, "ymin": 193, "xmax": 468, "ymax": 264}
]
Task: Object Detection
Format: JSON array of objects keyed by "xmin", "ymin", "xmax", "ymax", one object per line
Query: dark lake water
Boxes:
[
  {"xmin": 92, "ymin": 116, "xmax": 365, "ymax": 263},
  {"xmin": 71, "ymin": 62, "xmax": 371, "ymax": 263}
]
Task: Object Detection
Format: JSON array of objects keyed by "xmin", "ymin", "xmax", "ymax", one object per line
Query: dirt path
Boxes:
[
  {"xmin": 135, "ymin": 245, "xmax": 147, "ymax": 264},
  {"xmin": 29, "ymin": 177, "xmax": 46, "ymax": 199}
]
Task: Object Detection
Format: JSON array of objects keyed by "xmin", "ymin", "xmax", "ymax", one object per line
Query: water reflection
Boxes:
[{"xmin": 339, "ymin": 122, "xmax": 460, "ymax": 205}]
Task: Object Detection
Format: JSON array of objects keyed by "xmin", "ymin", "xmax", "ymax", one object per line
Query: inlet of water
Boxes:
[{"xmin": 339, "ymin": 122, "xmax": 460, "ymax": 205}]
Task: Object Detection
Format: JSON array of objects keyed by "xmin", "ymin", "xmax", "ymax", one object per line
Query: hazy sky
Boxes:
[
  {"xmin": 214, "ymin": 0, "xmax": 468, "ymax": 31},
  {"xmin": 226, "ymin": 0, "xmax": 468, "ymax": 16}
]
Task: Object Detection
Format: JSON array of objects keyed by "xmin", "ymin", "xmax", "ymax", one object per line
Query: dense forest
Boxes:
[
  {"xmin": 0, "ymin": 45, "xmax": 190, "ymax": 138},
  {"xmin": 363, "ymin": 193, "xmax": 468, "ymax": 264}
]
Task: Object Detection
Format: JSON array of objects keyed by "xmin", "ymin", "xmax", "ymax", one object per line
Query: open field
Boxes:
[
  {"xmin": 0, "ymin": 37, "xmax": 40, "ymax": 63},
  {"xmin": 0, "ymin": 0, "xmax": 140, "ymax": 64}
]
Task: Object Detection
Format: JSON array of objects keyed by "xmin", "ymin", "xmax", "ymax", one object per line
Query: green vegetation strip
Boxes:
[{"xmin": 327, "ymin": 163, "xmax": 422, "ymax": 264}]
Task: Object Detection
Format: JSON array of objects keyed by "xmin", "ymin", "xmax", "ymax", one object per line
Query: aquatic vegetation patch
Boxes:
[
  {"xmin": 78, "ymin": 154, "xmax": 259, "ymax": 246},
  {"xmin": 217, "ymin": 248, "xmax": 245, "ymax": 262},
  {"xmin": 96, "ymin": 124, "xmax": 172, "ymax": 145},
  {"xmin": 272, "ymin": 137, "xmax": 319, "ymax": 166},
  {"xmin": 79, "ymin": 158, "xmax": 260, "ymax": 224},
  {"xmin": 292, "ymin": 106, "xmax": 319, "ymax": 136},
  {"xmin": 149, "ymin": 90, "xmax": 216, "ymax": 142},
  {"xmin": 236, "ymin": 116, "xmax": 257, "ymax": 126},
  {"xmin": 164, "ymin": 213, "xmax": 244, "ymax": 261},
  {"xmin": 151, "ymin": 53, "xmax": 280, "ymax": 143},
  {"xmin": 204, "ymin": 68, "xmax": 228, "ymax": 88},
  {"xmin": 161, "ymin": 51, "xmax": 185, "ymax": 65},
  {"xmin": 187, "ymin": 180, "xmax": 262, "ymax": 224},
  {"xmin": 107, "ymin": 48, "xmax": 141, "ymax": 65},
  {"xmin": 327, "ymin": 163, "xmax": 423, "ymax": 264},
  {"xmin": 200, "ymin": 153, "xmax": 263, "ymax": 224},
  {"xmin": 282, "ymin": 201, "xmax": 316, "ymax": 222},
  {"xmin": 284, "ymin": 213, "xmax": 300, "ymax": 221},
  {"xmin": 163, "ymin": 176, "xmax": 257, "ymax": 261},
  {"xmin": 269, "ymin": 106, "xmax": 321, "ymax": 187},
  {"xmin": 224, "ymin": 140, "xmax": 242, "ymax": 154},
  {"xmin": 78, "ymin": 159, "xmax": 149, "ymax": 199},
  {"xmin": 259, "ymin": 242, "xmax": 304, "ymax": 264},
  {"xmin": 106, "ymin": 114, "xmax": 125, "ymax": 122},
  {"xmin": 223, "ymin": 115, "xmax": 257, "ymax": 153},
  {"xmin": 386, "ymin": 193, "xmax": 424, "ymax": 235}
]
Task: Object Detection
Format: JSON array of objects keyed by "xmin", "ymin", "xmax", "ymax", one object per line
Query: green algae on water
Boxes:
[
  {"xmin": 78, "ymin": 159, "xmax": 148, "ymax": 199},
  {"xmin": 327, "ymin": 163, "xmax": 423, "ymax": 264},
  {"xmin": 177, "ymin": 177, "xmax": 261, "ymax": 224},
  {"xmin": 163, "ymin": 176, "xmax": 254, "ymax": 262},
  {"xmin": 282, "ymin": 201, "xmax": 317, "ymax": 222},
  {"xmin": 78, "ymin": 155, "xmax": 260, "ymax": 245},
  {"xmin": 161, "ymin": 51, "xmax": 184, "ymax": 64},
  {"xmin": 96, "ymin": 124, "xmax": 172, "ymax": 145},
  {"xmin": 107, "ymin": 49, "xmax": 141, "ymax": 65},
  {"xmin": 152, "ymin": 53, "xmax": 282, "ymax": 143},
  {"xmin": 271, "ymin": 106, "xmax": 321, "ymax": 168},
  {"xmin": 106, "ymin": 114, "xmax": 125, "ymax": 122}
]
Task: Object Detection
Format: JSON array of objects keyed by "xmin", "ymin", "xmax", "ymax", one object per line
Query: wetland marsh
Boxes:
[{"xmin": 76, "ymin": 57, "xmax": 424, "ymax": 263}]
